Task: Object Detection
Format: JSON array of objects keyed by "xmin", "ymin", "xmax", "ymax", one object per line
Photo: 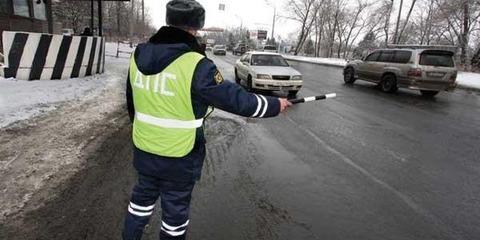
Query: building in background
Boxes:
[{"xmin": 0, "ymin": 0, "xmax": 53, "ymax": 50}]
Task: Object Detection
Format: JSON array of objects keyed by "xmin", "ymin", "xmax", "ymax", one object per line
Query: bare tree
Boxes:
[
  {"xmin": 286, "ymin": 0, "xmax": 319, "ymax": 55},
  {"xmin": 282, "ymin": 0, "xmax": 480, "ymax": 69},
  {"xmin": 434, "ymin": 0, "xmax": 480, "ymax": 67},
  {"xmin": 341, "ymin": 0, "xmax": 370, "ymax": 58},
  {"xmin": 52, "ymin": 0, "xmax": 90, "ymax": 33}
]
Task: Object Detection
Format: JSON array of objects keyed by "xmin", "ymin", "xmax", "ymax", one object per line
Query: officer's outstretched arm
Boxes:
[{"xmin": 192, "ymin": 59, "xmax": 281, "ymax": 118}]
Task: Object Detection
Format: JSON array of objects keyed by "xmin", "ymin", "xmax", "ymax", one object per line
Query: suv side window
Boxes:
[
  {"xmin": 393, "ymin": 51, "xmax": 412, "ymax": 63},
  {"xmin": 365, "ymin": 52, "xmax": 380, "ymax": 61},
  {"xmin": 378, "ymin": 51, "xmax": 395, "ymax": 62}
]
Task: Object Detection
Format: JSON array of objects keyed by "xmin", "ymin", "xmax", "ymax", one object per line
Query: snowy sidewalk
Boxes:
[
  {"xmin": 0, "ymin": 42, "xmax": 131, "ymax": 128},
  {"xmin": 283, "ymin": 55, "xmax": 480, "ymax": 90},
  {"xmin": 0, "ymin": 56, "xmax": 128, "ymax": 128}
]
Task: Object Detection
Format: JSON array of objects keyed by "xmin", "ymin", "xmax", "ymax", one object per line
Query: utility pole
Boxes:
[
  {"xmin": 264, "ymin": 0, "xmax": 276, "ymax": 41},
  {"xmin": 271, "ymin": 6, "xmax": 276, "ymax": 40}
]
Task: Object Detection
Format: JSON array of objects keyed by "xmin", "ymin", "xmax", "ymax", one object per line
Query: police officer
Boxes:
[{"xmin": 123, "ymin": 0, "xmax": 291, "ymax": 239}]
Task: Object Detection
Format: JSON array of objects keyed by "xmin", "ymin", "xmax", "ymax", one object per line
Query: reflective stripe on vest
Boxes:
[
  {"xmin": 136, "ymin": 112, "xmax": 203, "ymax": 129},
  {"xmin": 130, "ymin": 51, "xmax": 205, "ymax": 157}
]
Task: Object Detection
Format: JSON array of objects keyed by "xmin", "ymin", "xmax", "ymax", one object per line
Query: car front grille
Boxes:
[{"xmin": 272, "ymin": 75, "xmax": 290, "ymax": 80}]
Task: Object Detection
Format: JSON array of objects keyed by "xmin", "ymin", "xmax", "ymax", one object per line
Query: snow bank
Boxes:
[
  {"xmin": 456, "ymin": 72, "xmax": 480, "ymax": 90},
  {"xmin": 0, "ymin": 56, "xmax": 129, "ymax": 128},
  {"xmin": 0, "ymin": 42, "xmax": 133, "ymax": 128},
  {"xmin": 0, "ymin": 75, "xmax": 102, "ymax": 127},
  {"xmin": 283, "ymin": 55, "xmax": 480, "ymax": 90},
  {"xmin": 283, "ymin": 55, "xmax": 347, "ymax": 67}
]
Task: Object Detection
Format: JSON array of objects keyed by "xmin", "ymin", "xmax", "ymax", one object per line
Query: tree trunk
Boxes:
[
  {"xmin": 116, "ymin": 2, "xmax": 121, "ymax": 39},
  {"xmin": 397, "ymin": 0, "xmax": 416, "ymax": 43},
  {"xmin": 343, "ymin": 4, "xmax": 363, "ymax": 58},
  {"xmin": 384, "ymin": 0, "xmax": 394, "ymax": 46},
  {"xmin": 393, "ymin": 0, "xmax": 404, "ymax": 44},
  {"xmin": 420, "ymin": 0, "xmax": 433, "ymax": 45},
  {"xmin": 471, "ymin": 46, "xmax": 480, "ymax": 69},
  {"xmin": 329, "ymin": 9, "xmax": 339, "ymax": 58},
  {"xmin": 460, "ymin": 1, "xmax": 469, "ymax": 67}
]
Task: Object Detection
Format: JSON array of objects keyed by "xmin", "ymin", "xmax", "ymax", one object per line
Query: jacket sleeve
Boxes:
[
  {"xmin": 191, "ymin": 58, "xmax": 280, "ymax": 118},
  {"xmin": 126, "ymin": 72, "xmax": 135, "ymax": 123}
]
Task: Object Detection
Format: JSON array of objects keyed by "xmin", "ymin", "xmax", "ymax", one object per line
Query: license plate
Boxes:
[{"xmin": 427, "ymin": 72, "xmax": 445, "ymax": 77}]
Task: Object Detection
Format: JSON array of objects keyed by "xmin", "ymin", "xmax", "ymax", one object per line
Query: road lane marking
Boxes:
[{"xmin": 284, "ymin": 116, "xmax": 464, "ymax": 240}]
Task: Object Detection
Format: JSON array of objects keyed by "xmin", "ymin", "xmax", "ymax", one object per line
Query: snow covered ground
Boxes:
[
  {"xmin": 0, "ymin": 42, "xmax": 131, "ymax": 128},
  {"xmin": 456, "ymin": 71, "xmax": 480, "ymax": 89},
  {"xmin": 0, "ymin": 74, "xmax": 105, "ymax": 127},
  {"xmin": 283, "ymin": 55, "xmax": 480, "ymax": 90}
]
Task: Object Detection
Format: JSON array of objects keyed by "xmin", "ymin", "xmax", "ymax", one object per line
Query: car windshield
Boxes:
[
  {"xmin": 419, "ymin": 51, "xmax": 454, "ymax": 67},
  {"xmin": 251, "ymin": 55, "xmax": 289, "ymax": 67},
  {"xmin": 264, "ymin": 46, "xmax": 276, "ymax": 50},
  {"xmin": 214, "ymin": 45, "xmax": 225, "ymax": 49}
]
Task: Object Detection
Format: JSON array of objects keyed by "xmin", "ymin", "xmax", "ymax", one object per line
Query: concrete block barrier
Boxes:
[{"xmin": 1, "ymin": 31, "xmax": 105, "ymax": 80}]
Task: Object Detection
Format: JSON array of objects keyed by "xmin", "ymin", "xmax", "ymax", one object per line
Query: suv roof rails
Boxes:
[{"xmin": 386, "ymin": 44, "xmax": 458, "ymax": 52}]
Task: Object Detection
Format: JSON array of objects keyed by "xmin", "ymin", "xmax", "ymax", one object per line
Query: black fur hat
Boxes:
[{"xmin": 166, "ymin": 0, "xmax": 205, "ymax": 30}]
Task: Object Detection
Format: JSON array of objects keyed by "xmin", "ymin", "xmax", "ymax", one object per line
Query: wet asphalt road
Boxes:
[{"xmin": 194, "ymin": 52, "xmax": 480, "ymax": 240}]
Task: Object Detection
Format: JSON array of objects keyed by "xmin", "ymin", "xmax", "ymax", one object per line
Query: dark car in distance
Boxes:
[
  {"xmin": 213, "ymin": 45, "xmax": 227, "ymax": 55},
  {"xmin": 233, "ymin": 43, "xmax": 247, "ymax": 55}
]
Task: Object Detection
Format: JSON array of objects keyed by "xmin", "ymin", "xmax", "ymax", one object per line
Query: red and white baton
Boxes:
[{"xmin": 289, "ymin": 93, "xmax": 337, "ymax": 104}]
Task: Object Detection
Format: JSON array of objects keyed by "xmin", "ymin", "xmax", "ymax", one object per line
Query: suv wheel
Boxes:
[
  {"xmin": 381, "ymin": 74, "xmax": 398, "ymax": 93},
  {"xmin": 234, "ymin": 69, "xmax": 241, "ymax": 84},
  {"xmin": 420, "ymin": 90, "xmax": 439, "ymax": 97},
  {"xmin": 344, "ymin": 67, "xmax": 356, "ymax": 84}
]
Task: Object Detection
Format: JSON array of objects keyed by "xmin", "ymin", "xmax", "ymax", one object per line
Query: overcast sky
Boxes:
[{"xmin": 145, "ymin": 0, "xmax": 297, "ymax": 39}]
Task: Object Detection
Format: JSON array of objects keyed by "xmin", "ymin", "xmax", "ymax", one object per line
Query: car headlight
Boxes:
[
  {"xmin": 257, "ymin": 74, "xmax": 272, "ymax": 79},
  {"xmin": 291, "ymin": 75, "xmax": 302, "ymax": 80}
]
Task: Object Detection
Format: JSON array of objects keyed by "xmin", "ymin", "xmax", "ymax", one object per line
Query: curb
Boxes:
[
  {"xmin": 283, "ymin": 56, "xmax": 345, "ymax": 69},
  {"xmin": 456, "ymin": 85, "xmax": 480, "ymax": 92}
]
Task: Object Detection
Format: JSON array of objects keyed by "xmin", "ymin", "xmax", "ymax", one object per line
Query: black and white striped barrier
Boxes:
[
  {"xmin": 289, "ymin": 93, "xmax": 337, "ymax": 104},
  {"xmin": 0, "ymin": 52, "xmax": 5, "ymax": 69},
  {"xmin": 1, "ymin": 31, "xmax": 105, "ymax": 80}
]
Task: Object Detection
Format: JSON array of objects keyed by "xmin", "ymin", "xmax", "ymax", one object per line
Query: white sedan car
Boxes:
[{"xmin": 234, "ymin": 52, "xmax": 303, "ymax": 97}]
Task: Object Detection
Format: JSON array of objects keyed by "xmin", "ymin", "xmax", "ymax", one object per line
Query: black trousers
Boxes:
[{"xmin": 122, "ymin": 173, "xmax": 195, "ymax": 240}]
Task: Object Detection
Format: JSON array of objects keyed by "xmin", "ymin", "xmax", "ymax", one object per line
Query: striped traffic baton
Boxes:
[{"xmin": 289, "ymin": 93, "xmax": 337, "ymax": 104}]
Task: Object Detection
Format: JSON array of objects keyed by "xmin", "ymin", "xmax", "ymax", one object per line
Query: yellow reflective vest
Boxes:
[{"xmin": 129, "ymin": 52, "xmax": 206, "ymax": 157}]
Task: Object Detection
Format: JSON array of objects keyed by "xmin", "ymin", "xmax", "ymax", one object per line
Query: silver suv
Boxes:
[{"xmin": 343, "ymin": 46, "xmax": 457, "ymax": 97}]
